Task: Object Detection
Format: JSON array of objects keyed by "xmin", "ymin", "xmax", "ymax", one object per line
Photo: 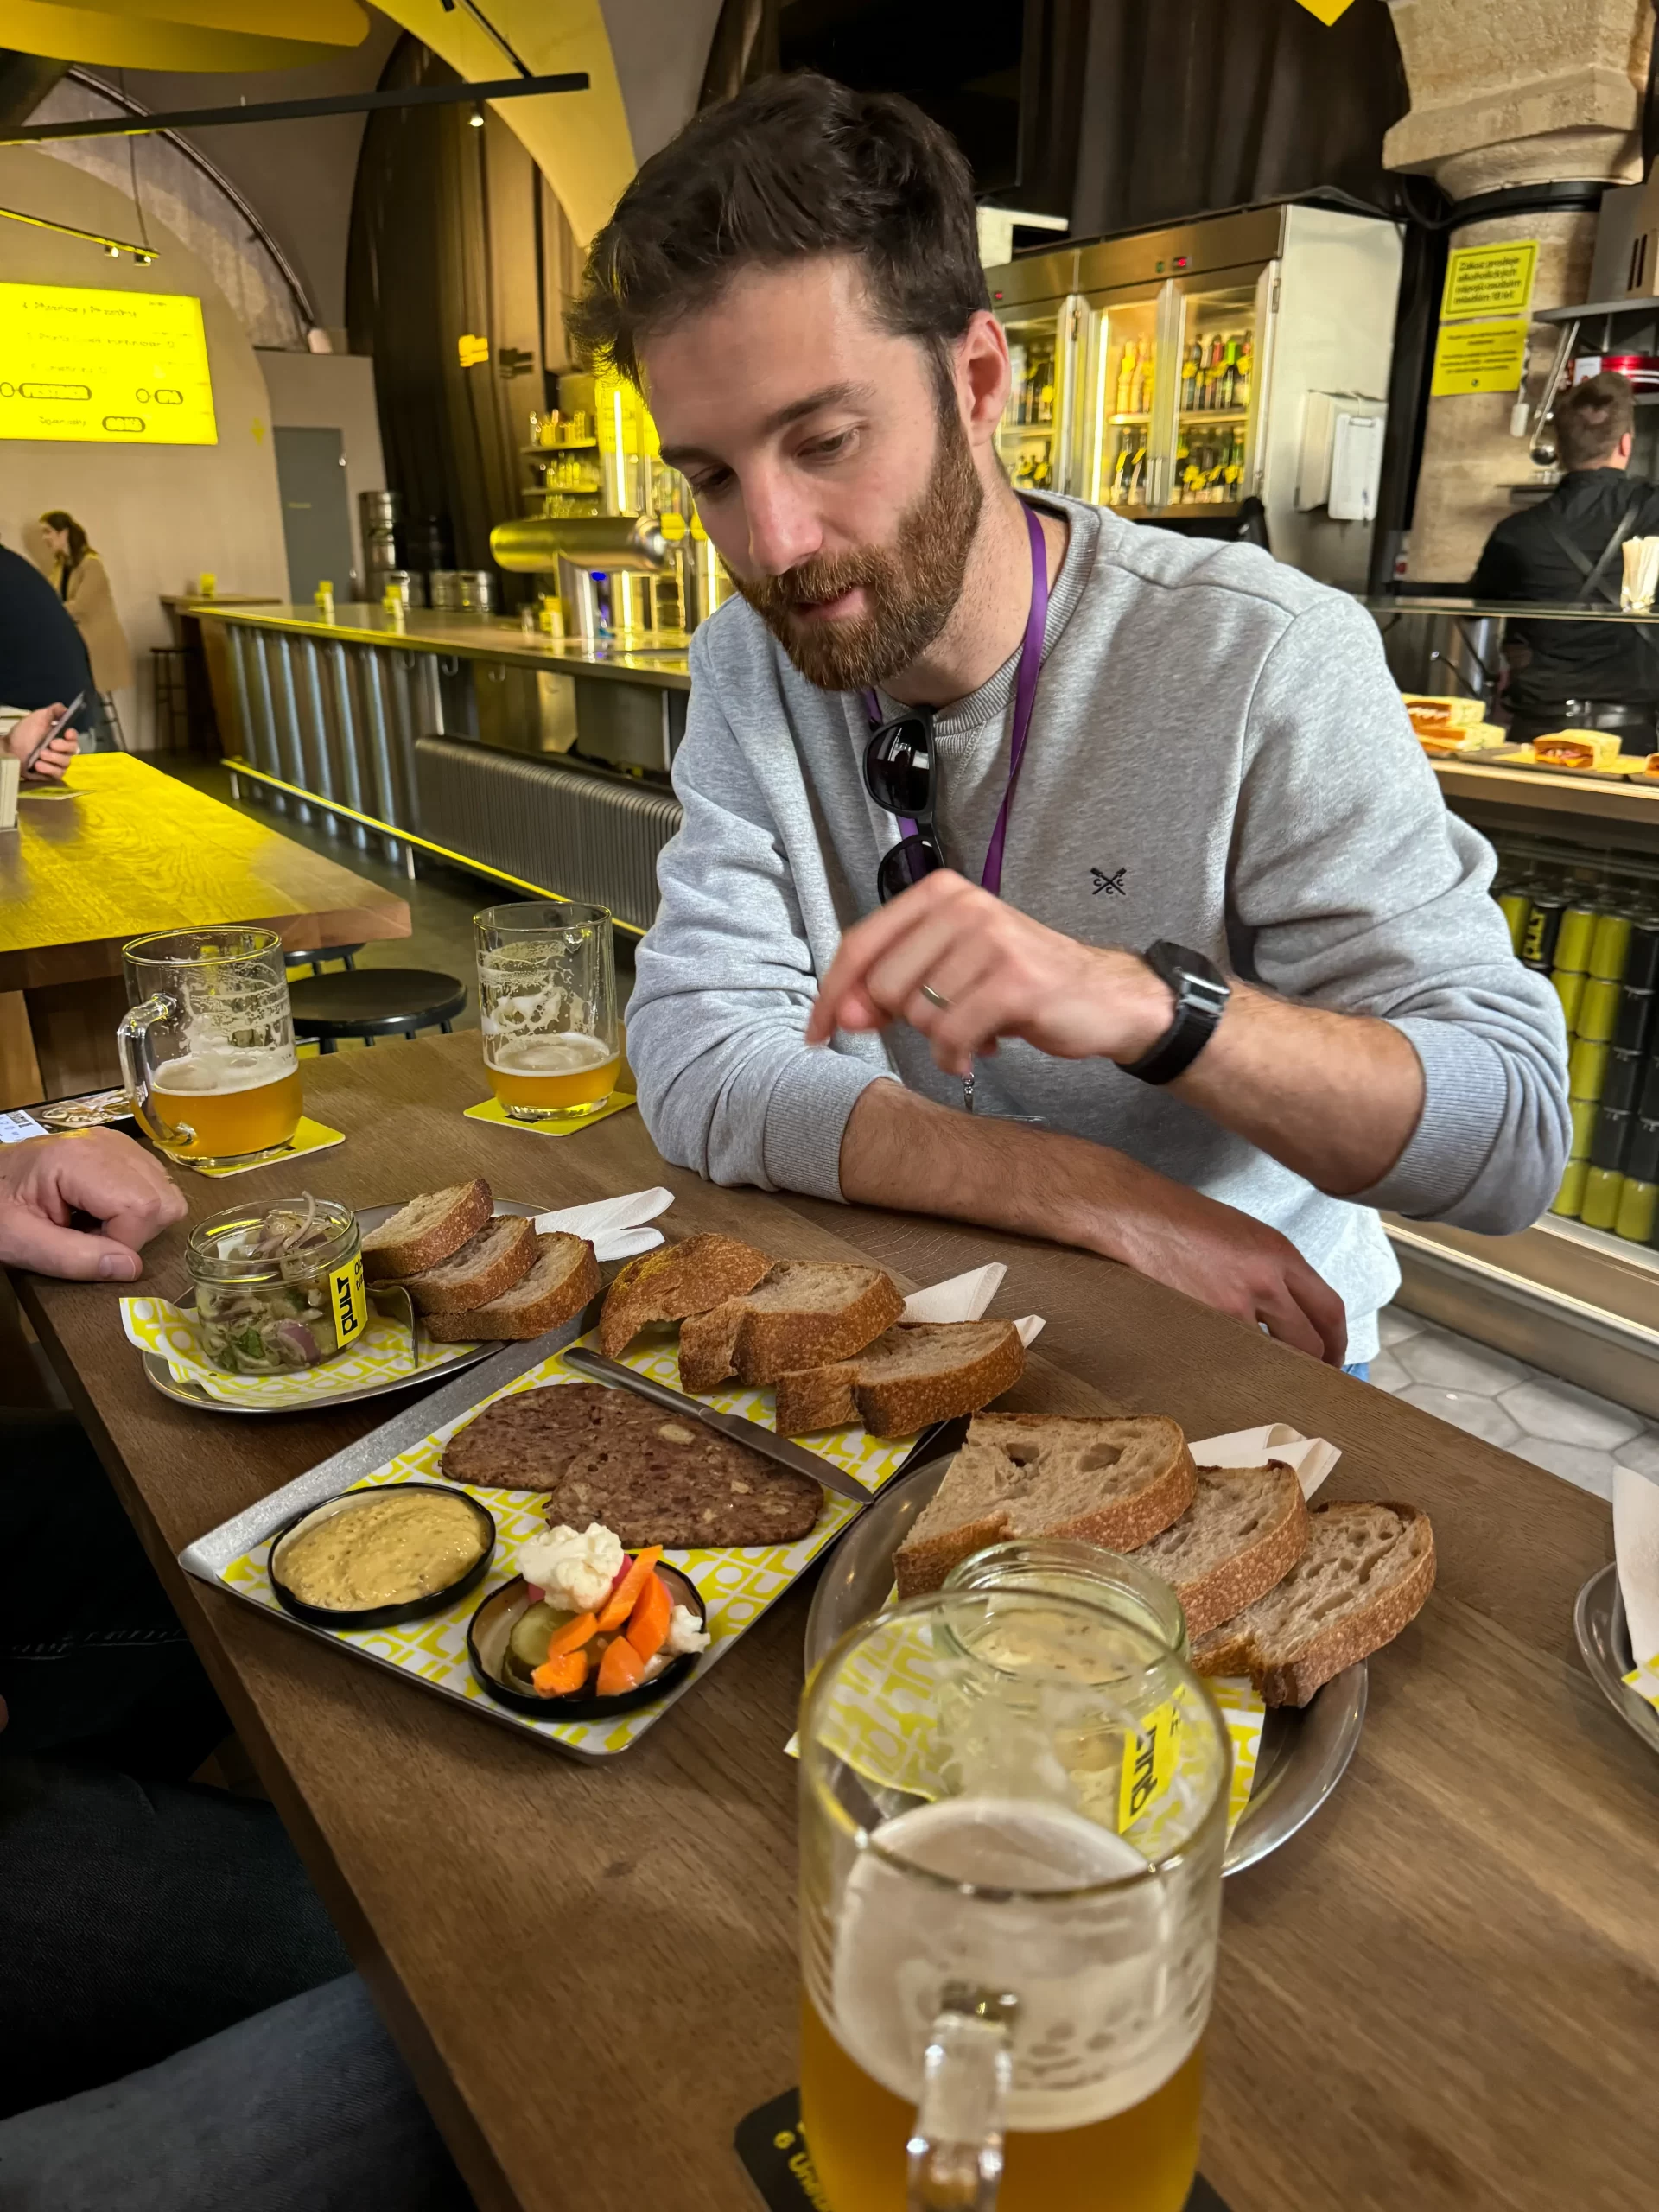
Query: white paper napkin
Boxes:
[
  {"xmin": 1613, "ymin": 1465, "xmax": 1659, "ymax": 1668},
  {"xmin": 533, "ymin": 1186, "xmax": 674, "ymax": 1263},
  {"xmin": 1189, "ymin": 1422, "xmax": 1341, "ymax": 1500},
  {"xmin": 899, "ymin": 1262, "xmax": 1044, "ymax": 1345}
]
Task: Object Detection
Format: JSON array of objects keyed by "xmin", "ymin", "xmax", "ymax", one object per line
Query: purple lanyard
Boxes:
[{"xmin": 865, "ymin": 499, "xmax": 1048, "ymax": 897}]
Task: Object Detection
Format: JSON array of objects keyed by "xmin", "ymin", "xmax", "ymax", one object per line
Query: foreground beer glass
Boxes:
[
  {"xmin": 474, "ymin": 901, "xmax": 620, "ymax": 1119},
  {"xmin": 118, "ymin": 928, "xmax": 302, "ymax": 1168},
  {"xmin": 798, "ymin": 1587, "xmax": 1230, "ymax": 2212}
]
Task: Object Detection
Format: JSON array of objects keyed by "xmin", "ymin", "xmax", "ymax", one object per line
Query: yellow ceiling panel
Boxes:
[
  {"xmin": 0, "ymin": 0, "xmax": 364, "ymax": 65},
  {"xmin": 29, "ymin": 0, "xmax": 367, "ymax": 41}
]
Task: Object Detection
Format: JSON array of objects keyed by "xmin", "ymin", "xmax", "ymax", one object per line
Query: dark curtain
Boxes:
[
  {"xmin": 700, "ymin": 0, "xmax": 779, "ymax": 106},
  {"xmin": 1070, "ymin": 0, "xmax": 1418, "ymax": 235},
  {"xmin": 346, "ymin": 39, "xmax": 537, "ymax": 597}
]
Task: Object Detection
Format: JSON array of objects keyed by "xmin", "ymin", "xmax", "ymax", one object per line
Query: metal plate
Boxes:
[
  {"xmin": 1574, "ymin": 1562, "xmax": 1659, "ymax": 1758},
  {"xmin": 803, "ymin": 1453, "xmax": 1368, "ymax": 1877},
  {"xmin": 138, "ymin": 1199, "xmax": 539, "ymax": 1417}
]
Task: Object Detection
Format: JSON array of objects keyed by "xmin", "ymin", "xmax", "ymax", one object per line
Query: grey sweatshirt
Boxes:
[{"xmin": 627, "ymin": 494, "xmax": 1570, "ymax": 1363}]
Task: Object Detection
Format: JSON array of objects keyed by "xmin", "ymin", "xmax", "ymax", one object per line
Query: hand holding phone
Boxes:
[{"xmin": 21, "ymin": 692, "xmax": 84, "ymax": 777}]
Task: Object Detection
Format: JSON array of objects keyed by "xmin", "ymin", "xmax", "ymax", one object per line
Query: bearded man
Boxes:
[{"xmin": 568, "ymin": 74, "xmax": 1568, "ymax": 1371}]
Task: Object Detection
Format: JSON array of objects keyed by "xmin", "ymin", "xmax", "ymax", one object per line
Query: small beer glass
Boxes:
[
  {"xmin": 118, "ymin": 927, "xmax": 302, "ymax": 1168},
  {"xmin": 798, "ymin": 1585, "xmax": 1230, "ymax": 2212},
  {"xmin": 474, "ymin": 901, "xmax": 620, "ymax": 1120}
]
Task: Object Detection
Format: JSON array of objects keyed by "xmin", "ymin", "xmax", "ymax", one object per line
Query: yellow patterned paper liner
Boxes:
[
  {"xmin": 462, "ymin": 1094, "xmax": 637, "ymax": 1139},
  {"xmin": 178, "ymin": 1116, "xmax": 346, "ymax": 1179},
  {"xmin": 121, "ymin": 1295, "xmax": 479, "ymax": 1408},
  {"xmin": 216, "ymin": 1325, "xmax": 925, "ymax": 1755},
  {"xmin": 1622, "ymin": 1654, "xmax": 1659, "ymax": 1713},
  {"xmin": 787, "ymin": 1640, "xmax": 1264, "ymax": 1847}
]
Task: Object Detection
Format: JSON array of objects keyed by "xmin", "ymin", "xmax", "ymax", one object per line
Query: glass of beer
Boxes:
[
  {"xmin": 798, "ymin": 1584, "xmax": 1230, "ymax": 2212},
  {"xmin": 474, "ymin": 901, "xmax": 620, "ymax": 1120},
  {"xmin": 118, "ymin": 927, "xmax": 302, "ymax": 1168}
]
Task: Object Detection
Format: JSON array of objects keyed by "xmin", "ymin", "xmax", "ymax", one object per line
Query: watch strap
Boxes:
[{"xmin": 1120, "ymin": 940, "xmax": 1230, "ymax": 1085}]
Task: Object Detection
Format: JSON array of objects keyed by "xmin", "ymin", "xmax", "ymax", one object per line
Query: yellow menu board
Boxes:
[{"xmin": 0, "ymin": 283, "xmax": 217, "ymax": 445}]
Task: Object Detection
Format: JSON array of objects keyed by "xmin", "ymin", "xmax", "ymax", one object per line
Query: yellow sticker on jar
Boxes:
[
  {"xmin": 1118, "ymin": 1691, "xmax": 1184, "ymax": 1830},
  {"xmin": 328, "ymin": 1253, "xmax": 367, "ymax": 1348}
]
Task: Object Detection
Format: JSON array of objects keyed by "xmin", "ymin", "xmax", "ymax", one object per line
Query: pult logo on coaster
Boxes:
[{"xmin": 732, "ymin": 2085, "xmax": 1234, "ymax": 2210}]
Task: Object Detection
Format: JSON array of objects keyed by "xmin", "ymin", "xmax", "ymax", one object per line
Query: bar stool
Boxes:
[
  {"xmin": 288, "ymin": 968, "xmax": 467, "ymax": 1053},
  {"xmin": 284, "ymin": 943, "xmax": 363, "ymax": 979}
]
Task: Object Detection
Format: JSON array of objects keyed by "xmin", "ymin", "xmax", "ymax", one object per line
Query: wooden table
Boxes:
[
  {"xmin": 0, "ymin": 752, "xmax": 409, "ymax": 1108},
  {"xmin": 17, "ymin": 1033, "xmax": 1659, "ymax": 2211}
]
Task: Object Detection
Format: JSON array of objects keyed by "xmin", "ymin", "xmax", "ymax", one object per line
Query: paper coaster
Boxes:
[
  {"xmin": 177, "ymin": 1117, "xmax": 346, "ymax": 1179},
  {"xmin": 462, "ymin": 1092, "xmax": 637, "ymax": 1139},
  {"xmin": 734, "ymin": 2088, "xmax": 1230, "ymax": 2210}
]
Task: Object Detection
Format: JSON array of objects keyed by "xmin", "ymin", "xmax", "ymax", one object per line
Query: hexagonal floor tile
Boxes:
[
  {"xmin": 1396, "ymin": 1384, "xmax": 1522, "ymax": 1451},
  {"xmin": 1613, "ymin": 1428, "xmax": 1659, "ymax": 1480},
  {"xmin": 1368, "ymin": 1349, "xmax": 1410, "ymax": 1393},
  {"xmin": 1497, "ymin": 1377, "xmax": 1643, "ymax": 1452},
  {"xmin": 1393, "ymin": 1329, "xmax": 1530, "ymax": 1397},
  {"xmin": 1377, "ymin": 1306, "xmax": 1423, "ymax": 1348},
  {"xmin": 1511, "ymin": 1436, "xmax": 1618, "ymax": 1499}
]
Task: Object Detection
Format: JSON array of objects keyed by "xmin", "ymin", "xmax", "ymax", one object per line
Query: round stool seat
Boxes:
[{"xmin": 289, "ymin": 967, "xmax": 467, "ymax": 1044}]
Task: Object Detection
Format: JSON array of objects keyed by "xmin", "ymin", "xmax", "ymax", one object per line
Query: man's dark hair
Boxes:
[
  {"xmin": 566, "ymin": 73, "xmax": 989, "ymax": 387},
  {"xmin": 1554, "ymin": 371, "xmax": 1635, "ymax": 470}
]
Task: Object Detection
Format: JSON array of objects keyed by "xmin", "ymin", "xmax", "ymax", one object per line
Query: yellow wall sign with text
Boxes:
[
  {"xmin": 0, "ymin": 283, "xmax": 216, "ymax": 444},
  {"xmin": 1432, "ymin": 315, "xmax": 1529, "ymax": 397},
  {"xmin": 1442, "ymin": 241, "xmax": 1538, "ymax": 321}
]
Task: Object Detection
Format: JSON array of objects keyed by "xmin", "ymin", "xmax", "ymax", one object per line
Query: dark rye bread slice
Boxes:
[
  {"xmin": 597, "ymin": 1232, "xmax": 772, "ymax": 1357},
  {"xmin": 1130, "ymin": 1463, "xmax": 1311, "ymax": 1639},
  {"xmin": 893, "ymin": 1414, "xmax": 1196, "ymax": 1598},
  {"xmin": 773, "ymin": 1320, "xmax": 1026, "ymax": 1439},
  {"xmin": 544, "ymin": 1419, "xmax": 823, "ymax": 1549},
  {"xmin": 404, "ymin": 1214, "xmax": 537, "ymax": 1315},
  {"xmin": 678, "ymin": 1262, "xmax": 906, "ymax": 1393},
  {"xmin": 441, "ymin": 1382, "xmax": 677, "ymax": 1490},
  {"xmin": 1191, "ymin": 1500, "xmax": 1435, "ymax": 1707},
  {"xmin": 361, "ymin": 1179, "xmax": 492, "ymax": 1281},
  {"xmin": 424, "ymin": 1233, "xmax": 599, "ymax": 1343}
]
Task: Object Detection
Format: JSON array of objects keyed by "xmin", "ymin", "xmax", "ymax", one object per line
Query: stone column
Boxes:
[{"xmin": 1384, "ymin": 0, "xmax": 1654, "ymax": 582}]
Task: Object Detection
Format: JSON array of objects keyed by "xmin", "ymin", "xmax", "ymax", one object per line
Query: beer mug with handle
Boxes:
[
  {"xmin": 118, "ymin": 927, "xmax": 302, "ymax": 1167},
  {"xmin": 474, "ymin": 901, "xmax": 620, "ymax": 1120},
  {"xmin": 798, "ymin": 1585, "xmax": 1230, "ymax": 2212}
]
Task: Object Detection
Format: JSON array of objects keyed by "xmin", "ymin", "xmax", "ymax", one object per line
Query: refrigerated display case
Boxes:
[{"xmin": 986, "ymin": 203, "xmax": 1402, "ymax": 588}]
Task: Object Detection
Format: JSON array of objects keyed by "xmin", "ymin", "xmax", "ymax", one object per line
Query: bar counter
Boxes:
[{"xmin": 194, "ymin": 601, "xmax": 690, "ymax": 933}]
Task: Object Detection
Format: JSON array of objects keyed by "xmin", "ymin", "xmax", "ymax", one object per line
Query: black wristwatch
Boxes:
[{"xmin": 1119, "ymin": 941, "xmax": 1230, "ymax": 1085}]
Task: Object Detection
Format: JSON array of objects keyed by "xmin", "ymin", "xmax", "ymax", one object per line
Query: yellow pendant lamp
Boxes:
[{"xmin": 0, "ymin": 0, "xmax": 368, "ymax": 69}]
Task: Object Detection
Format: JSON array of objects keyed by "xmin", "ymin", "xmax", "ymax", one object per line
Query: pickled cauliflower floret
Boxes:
[
  {"xmin": 518, "ymin": 1522, "xmax": 624, "ymax": 1615},
  {"xmin": 664, "ymin": 1604, "xmax": 711, "ymax": 1656}
]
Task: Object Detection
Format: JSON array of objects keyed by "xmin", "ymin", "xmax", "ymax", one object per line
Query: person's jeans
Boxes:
[{"xmin": 1343, "ymin": 1362, "xmax": 1370, "ymax": 1382}]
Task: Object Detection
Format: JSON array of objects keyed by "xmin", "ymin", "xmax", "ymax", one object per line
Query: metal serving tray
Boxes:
[
  {"xmin": 803, "ymin": 1455, "xmax": 1368, "ymax": 1877},
  {"xmin": 1574, "ymin": 1561, "xmax": 1659, "ymax": 1758}
]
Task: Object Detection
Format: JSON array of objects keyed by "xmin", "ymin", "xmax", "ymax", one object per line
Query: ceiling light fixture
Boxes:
[
  {"xmin": 0, "ymin": 204, "xmax": 156, "ymax": 259},
  {"xmin": 468, "ymin": 105, "xmax": 484, "ymax": 128},
  {"xmin": 0, "ymin": 73, "xmax": 588, "ymax": 147}
]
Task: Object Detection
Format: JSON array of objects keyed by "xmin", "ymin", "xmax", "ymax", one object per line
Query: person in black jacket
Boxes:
[
  {"xmin": 0, "ymin": 537, "xmax": 99, "ymax": 741},
  {"xmin": 1470, "ymin": 371, "xmax": 1659, "ymax": 747}
]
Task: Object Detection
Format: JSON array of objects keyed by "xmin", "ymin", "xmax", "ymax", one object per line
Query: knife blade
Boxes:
[{"xmin": 560, "ymin": 1344, "xmax": 873, "ymax": 1504}]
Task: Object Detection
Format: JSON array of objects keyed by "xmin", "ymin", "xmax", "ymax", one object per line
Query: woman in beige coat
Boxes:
[{"xmin": 41, "ymin": 511, "xmax": 133, "ymax": 745}]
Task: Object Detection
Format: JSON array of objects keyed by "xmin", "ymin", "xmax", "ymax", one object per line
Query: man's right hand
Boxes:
[{"xmin": 0, "ymin": 1127, "xmax": 186, "ymax": 1280}]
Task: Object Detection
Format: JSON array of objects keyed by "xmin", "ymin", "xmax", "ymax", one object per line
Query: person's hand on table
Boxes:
[
  {"xmin": 804, "ymin": 869, "xmax": 1173, "ymax": 1074},
  {"xmin": 0, "ymin": 1127, "xmax": 185, "ymax": 1280},
  {"xmin": 5, "ymin": 702, "xmax": 79, "ymax": 783}
]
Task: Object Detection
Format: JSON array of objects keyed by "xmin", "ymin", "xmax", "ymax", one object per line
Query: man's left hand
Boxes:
[
  {"xmin": 804, "ymin": 869, "xmax": 1173, "ymax": 1074},
  {"xmin": 5, "ymin": 702, "xmax": 79, "ymax": 783}
]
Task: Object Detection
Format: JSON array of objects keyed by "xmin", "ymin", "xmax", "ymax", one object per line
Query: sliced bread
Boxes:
[
  {"xmin": 361, "ymin": 1179, "xmax": 492, "ymax": 1281},
  {"xmin": 597, "ymin": 1232, "xmax": 772, "ymax": 1357},
  {"xmin": 404, "ymin": 1214, "xmax": 538, "ymax": 1315},
  {"xmin": 543, "ymin": 1421, "xmax": 823, "ymax": 1549},
  {"xmin": 1131, "ymin": 1464, "xmax": 1310, "ymax": 1639},
  {"xmin": 425, "ymin": 1233, "xmax": 599, "ymax": 1343},
  {"xmin": 1191, "ymin": 1499, "xmax": 1435, "ymax": 1707},
  {"xmin": 773, "ymin": 1320, "xmax": 1026, "ymax": 1438},
  {"xmin": 678, "ymin": 1262, "xmax": 905, "ymax": 1393},
  {"xmin": 893, "ymin": 1414, "xmax": 1196, "ymax": 1598}
]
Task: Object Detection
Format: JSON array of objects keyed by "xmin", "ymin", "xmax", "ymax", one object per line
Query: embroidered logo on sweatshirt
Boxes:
[{"xmin": 1090, "ymin": 867, "xmax": 1127, "ymax": 896}]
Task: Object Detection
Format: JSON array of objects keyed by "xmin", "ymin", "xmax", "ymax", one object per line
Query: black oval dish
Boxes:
[
  {"xmin": 268, "ymin": 1484, "xmax": 496, "ymax": 1631},
  {"xmin": 467, "ymin": 1566, "xmax": 706, "ymax": 1722}
]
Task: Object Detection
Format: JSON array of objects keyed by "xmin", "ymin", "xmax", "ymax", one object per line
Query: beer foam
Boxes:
[
  {"xmin": 830, "ymin": 1798, "xmax": 1207, "ymax": 2130},
  {"xmin": 484, "ymin": 1031, "xmax": 613, "ymax": 1076},
  {"xmin": 152, "ymin": 1047, "xmax": 296, "ymax": 1096}
]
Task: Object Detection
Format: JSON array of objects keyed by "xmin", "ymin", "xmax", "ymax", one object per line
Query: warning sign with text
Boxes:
[
  {"xmin": 1441, "ymin": 241, "xmax": 1539, "ymax": 321},
  {"xmin": 1431, "ymin": 315, "xmax": 1530, "ymax": 397}
]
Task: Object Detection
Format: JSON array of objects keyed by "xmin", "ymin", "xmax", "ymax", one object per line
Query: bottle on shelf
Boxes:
[
  {"xmin": 1116, "ymin": 342, "xmax": 1137, "ymax": 416},
  {"xmin": 1219, "ymin": 340, "xmax": 1238, "ymax": 410},
  {"xmin": 1235, "ymin": 334, "xmax": 1252, "ymax": 408}
]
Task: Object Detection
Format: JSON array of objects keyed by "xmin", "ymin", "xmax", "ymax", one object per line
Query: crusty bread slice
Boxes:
[
  {"xmin": 404, "ymin": 1214, "xmax": 538, "ymax": 1315},
  {"xmin": 893, "ymin": 1414, "xmax": 1196, "ymax": 1599},
  {"xmin": 773, "ymin": 1321, "xmax": 1026, "ymax": 1438},
  {"xmin": 425, "ymin": 1233, "xmax": 599, "ymax": 1342},
  {"xmin": 597, "ymin": 1232, "xmax": 772, "ymax": 1357},
  {"xmin": 1131, "ymin": 1464, "xmax": 1310, "ymax": 1639},
  {"xmin": 361, "ymin": 1179, "xmax": 492, "ymax": 1281},
  {"xmin": 678, "ymin": 1262, "xmax": 905, "ymax": 1393},
  {"xmin": 1191, "ymin": 1500, "xmax": 1435, "ymax": 1707}
]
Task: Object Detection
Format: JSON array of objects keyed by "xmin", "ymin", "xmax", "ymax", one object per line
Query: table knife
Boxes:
[{"xmin": 560, "ymin": 1344, "xmax": 873, "ymax": 1504}]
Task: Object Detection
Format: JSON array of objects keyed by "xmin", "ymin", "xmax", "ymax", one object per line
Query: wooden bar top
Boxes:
[
  {"xmin": 17, "ymin": 1033, "xmax": 1659, "ymax": 2211},
  {"xmin": 0, "ymin": 753, "xmax": 410, "ymax": 991}
]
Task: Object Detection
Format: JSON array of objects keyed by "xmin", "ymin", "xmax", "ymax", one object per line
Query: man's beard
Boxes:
[{"xmin": 731, "ymin": 402, "xmax": 985, "ymax": 692}]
